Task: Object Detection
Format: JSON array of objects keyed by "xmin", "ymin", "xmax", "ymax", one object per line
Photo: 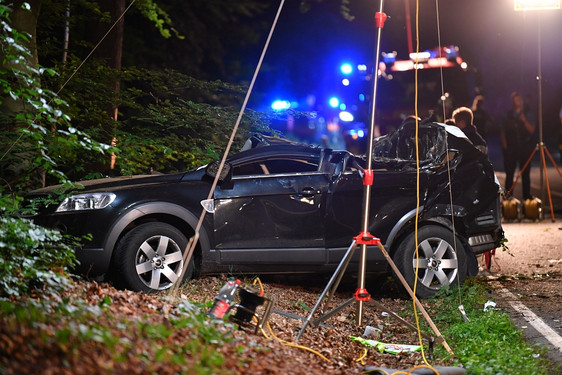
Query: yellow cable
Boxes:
[
  {"xmin": 249, "ymin": 279, "xmax": 332, "ymax": 364},
  {"xmin": 355, "ymin": 348, "xmax": 368, "ymax": 365},
  {"xmin": 252, "ymin": 276, "xmax": 265, "ymax": 296},
  {"xmin": 409, "ymin": 365, "xmax": 440, "ymax": 374},
  {"xmin": 412, "ymin": 0, "xmax": 436, "ymax": 369},
  {"xmin": 266, "ymin": 322, "xmax": 333, "ymax": 363}
]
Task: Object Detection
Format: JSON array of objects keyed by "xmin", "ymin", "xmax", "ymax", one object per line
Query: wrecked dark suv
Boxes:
[{"xmin": 25, "ymin": 119, "xmax": 504, "ymax": 298}]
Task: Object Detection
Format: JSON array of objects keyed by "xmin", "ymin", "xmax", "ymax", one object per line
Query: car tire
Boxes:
[
  {"xmin": 113, "ymin": 222, "xmax": 194, "ymax": 293},
  {"xmin": 392, "ymin": 225, "xmax": 467, "ymax": 299}
]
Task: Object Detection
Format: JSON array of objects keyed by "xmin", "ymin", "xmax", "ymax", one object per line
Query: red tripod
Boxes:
[{"xmin": 296, "ymin": 3, "xmax": 452, "ymax": 354}]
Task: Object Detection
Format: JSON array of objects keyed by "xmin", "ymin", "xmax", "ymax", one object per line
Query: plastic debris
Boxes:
[
  {"xmin": 363, "ymin": 325, "xmax": 382, "ymax": 338},
  {"xmin": 483, "ymin": 300, "xmax": 496, "ymax": 312},
  {"xmin": 351, "ymin": 336, "xmax": 421, "ymax": 354},
  {"xmin": 458, "ymin": 305, "xmax": 470, "ymax": 321}
]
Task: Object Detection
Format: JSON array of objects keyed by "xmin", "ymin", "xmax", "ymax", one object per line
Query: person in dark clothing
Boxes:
[
  {"xmin": 501, "ymin": 91, "xmax": 536, "ymax": 200},
  {"xmin": 471, "ymin": 95, "xmax": 492, "ymax": 142},
  {"xmin": 452, "ymin": 106, "xmax": 487, "ymax": 155}
]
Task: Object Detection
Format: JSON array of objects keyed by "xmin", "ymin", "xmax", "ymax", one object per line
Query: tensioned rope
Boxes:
[
  {"xmin": 412, "ymin": 0, "xmax": 464, "ymax": 366},
  {"xmin": 412, "ymin": 0, "xmax": 432, "ymax": 367},
  {"xmin": 171, "ymin": 0, "xmax": 286, "ymax": 295},
  {"xmin": 434, "ymin": 0, "xmax": 465, "ymax": 310}
]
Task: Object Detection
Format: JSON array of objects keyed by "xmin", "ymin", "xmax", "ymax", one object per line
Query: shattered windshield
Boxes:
[{"xmin": 371, "ymin": 120, "xmax": 448, "ymax": 170}]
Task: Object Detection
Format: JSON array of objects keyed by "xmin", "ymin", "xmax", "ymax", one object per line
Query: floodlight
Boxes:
[{"xmin": 514, "ymin": 0, "xmax": 560, "ymax": 11}]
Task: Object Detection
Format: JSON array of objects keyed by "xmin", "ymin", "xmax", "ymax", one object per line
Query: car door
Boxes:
[
  {"xmin": 212, "ymin": 154, "xmax": 331, "ymax": 266},
  {"xmin": 325, "ymin": 154, "xmax": 427, "ymax": 265}
]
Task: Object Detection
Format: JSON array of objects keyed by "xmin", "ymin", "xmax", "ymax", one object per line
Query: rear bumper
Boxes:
[{"xmin": 466, "ymin": 197, "xmax": 504, "ymax": 255}]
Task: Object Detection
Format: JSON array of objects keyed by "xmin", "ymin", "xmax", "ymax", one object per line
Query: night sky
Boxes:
[{"xmin": 248, "ymin": 0, "xmax": 562, "ymax": 148}]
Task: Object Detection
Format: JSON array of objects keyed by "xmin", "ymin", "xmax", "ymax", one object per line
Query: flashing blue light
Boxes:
[
  {"xmin": 359, "ymin": 93, "xmax": 365, "ymax": 102},
  {"xmin": 342, "ymin": 78, "xmax": 350, "ymax": 86},
  {"xmin": 271, "ymin": 100, "xmax": 290, "ymax": 111},
  {"xmin": 328, "ymin": 97, "xmax": 340, "ymax": 108},
  {"xmin": 340, "ymin": 63, "xmax": 353, "ymax": 75},
  {"xmin": 339, "ymin": 111, "xmax": 354, "ymax": 122},
  {"xmin": 357, "ymin": 129, "xmax": 365, "ymax": 138},
  {"xmin": 339, "ymin": 103, "xmax": 347, "ymax": 110},
  {"xmin": 382, "ymin": 52, "xmax": 396, "ymax": 64}
]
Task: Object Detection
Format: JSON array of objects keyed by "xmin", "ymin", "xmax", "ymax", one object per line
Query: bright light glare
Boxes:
[
  {"xmin": 271, "ymin": 100, "xmax": 290, "ymax": 110},
  {"xmin": 357, "ymin": 64, "xmax": 367, "ymax": 71},
  {"xmin": 514, "ymin": 0, "xmax": 560, "ymax": 10},
  {"xmin": 340, "ymin": 63, "xmax": 353, "ymax": 75},
  {"xmin": 328, "ymin": 97, "xmax": 340, "ymax": 108},
  {"xmin": 342, "ymin": 78, "xmax": 350, "ymax": 86},
  {"xmin": 339, "ymin": 111, "xmax": 354, "ymax": 122}
]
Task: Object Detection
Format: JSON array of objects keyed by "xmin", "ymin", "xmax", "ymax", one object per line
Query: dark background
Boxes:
[{"xmin": 245, "ymin": 0, "xmax": 562, "ymax": 163}]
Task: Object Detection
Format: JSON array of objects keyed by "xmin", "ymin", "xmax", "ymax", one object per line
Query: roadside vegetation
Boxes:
[
  {"xmin": 0, "ymin": 267, "xmax": 554, "ymax": 374},
  {"xmin": 425, "ymin": 281, "xmax": 553, "ymax": 374}
]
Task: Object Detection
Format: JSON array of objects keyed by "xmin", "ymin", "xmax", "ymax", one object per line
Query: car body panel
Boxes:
[{"xmin": 24, "ymin": 120, "xmax": 504, "ymax": 288}]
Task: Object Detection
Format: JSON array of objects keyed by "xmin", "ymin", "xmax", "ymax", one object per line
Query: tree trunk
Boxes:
[
  {"xmin": 90, "ymin": 0, "xmax": 125, "ymax": 170},
  {"xmin": 1, "ymin": 0, "xmax": 42, "ymax": 115}
]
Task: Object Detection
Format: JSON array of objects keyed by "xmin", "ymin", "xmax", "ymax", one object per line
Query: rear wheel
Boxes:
[
  {"xmin": 392, "ymin": 225, "xmax": 467, "ymax": 299},
  {"xmin": 113, "ymin": 222, "xmax": 195, "ymax": 293}
]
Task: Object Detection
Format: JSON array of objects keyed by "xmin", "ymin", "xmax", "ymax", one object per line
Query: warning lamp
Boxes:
[
  {"xmin": 340, "ymin": 63, "xmax": 353, "ymax": 75},
  {"xmin": 339, "ymin": 111, "xmax": 354, "ymax": 122},
  {"xmin": 328, "ymin": 97, "xmax": 340, "ymax": 108},
  {"xmin": 271, "ymin": 100, "xmax": 290, "ymax": 111}
]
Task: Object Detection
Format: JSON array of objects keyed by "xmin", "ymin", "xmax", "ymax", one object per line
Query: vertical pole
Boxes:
[
  {"xmin": 537, "ymin": 13, "xmax": 545, "ymax": 203},
  {"xmin": 356, "ymin": 0, "xmax": 386, "ymax": 326}
]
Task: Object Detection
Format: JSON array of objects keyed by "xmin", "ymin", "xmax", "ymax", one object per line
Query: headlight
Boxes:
[{"xmin": 56, "ymin": 192, "xmax": 116, "ymax": 212}]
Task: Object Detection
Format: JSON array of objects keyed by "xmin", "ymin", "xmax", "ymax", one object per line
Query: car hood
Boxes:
[{"xmin": 29, "ymin": 172, "xmax": 191, "ymax": 195}]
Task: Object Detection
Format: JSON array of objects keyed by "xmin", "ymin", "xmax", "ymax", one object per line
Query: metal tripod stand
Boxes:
[
  {"xmin": 504, "ymin": 142, "xmax": 562, "ymax": 223},
  {"xmin": 296, "ymin": 1, "xmax": 451, "ymax": 353}
]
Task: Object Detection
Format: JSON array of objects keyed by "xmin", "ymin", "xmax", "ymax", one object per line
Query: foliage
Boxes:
[
  {"xmin": 0, "ymin": 212, "xmax": 80, "ymax": 297},
  {"xmin": 135, "ymin": 0, "xmax": 183, "ymax": 39},
  {"xmin": 0, "ymin": 2, "xmax": 102, "ymax": 298},
  {"xmin": 424, "ymin": 280, "xmax": 551, "ymax": 375},
  {"xmin": 0, "ymin": 284, "xmax": 233, "ymax": 373},
  {"xmin": 39, "ymin": 61, "xmax": 274, "ymax": 178},
  {"xmin": 1, "ymin": 1, "xmax": 112, "ymax": 192}
]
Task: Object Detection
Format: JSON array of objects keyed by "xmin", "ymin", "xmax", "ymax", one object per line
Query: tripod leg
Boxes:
[
  {"xmin": 539, "ymin": 145, "xmax": 556, "ymax": 222},
  {"xmin": 506, "ymin": 146, "xmax": 537, "ymax": 198},
  {"xmin": 543, "ymin": 146, "xmax": 562, "ymax": 178},
  {"xmin": 296, "ymin": 240, "xmax": 358, "ymax": 340},
  {"xmin": 376, "ymin": 242, "xmax": 453, "ymax": 353}
]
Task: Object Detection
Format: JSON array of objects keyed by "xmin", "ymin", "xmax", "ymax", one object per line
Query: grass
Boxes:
[{"xmin": 414, "ymin": 278, "xmax": 556, "ymax": 375}]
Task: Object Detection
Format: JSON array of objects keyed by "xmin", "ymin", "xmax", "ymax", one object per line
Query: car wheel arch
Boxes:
[
  {"xmin": 104, "ymin": 202, "xmax": 210, "ymax": 270},
  {"xmin": 391, "ymin": 223, "xmax": 468, "ymax": 298},
  {"xmin": 386, "ymin": 213, "xmax": 472, "ymax": 264}
]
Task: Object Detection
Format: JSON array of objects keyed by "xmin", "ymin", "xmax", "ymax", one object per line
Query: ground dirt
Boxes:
[{"xmin": 2, "ymin": 219, "xmax": 560, "ymax": 374}]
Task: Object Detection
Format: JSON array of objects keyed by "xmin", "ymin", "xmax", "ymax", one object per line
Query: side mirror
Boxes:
[{"xmin": 205, "ymin": 160, "xmax": 233, "ymax": 183}]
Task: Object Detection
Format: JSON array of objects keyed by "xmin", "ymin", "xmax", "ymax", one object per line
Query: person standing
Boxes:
[
  {"xmin": 451, "ymin": 106, "xmax": 487, "ymax": 155},
  {"xmin": 501, "ymin": 92, "xmax": 536, "ymax": 200},
  {"xmin": 471, "ymin": 95, "xmax": 492, "ymax": 142}
]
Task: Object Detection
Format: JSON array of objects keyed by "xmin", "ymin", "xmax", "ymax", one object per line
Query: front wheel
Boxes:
[
  {"xmin": 113, "ymin": 222, "xmax": 195, "ymax": 293},
  {"xmin": 392, "ymin": 225, "xmax": 467, "ymax": 299}
]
